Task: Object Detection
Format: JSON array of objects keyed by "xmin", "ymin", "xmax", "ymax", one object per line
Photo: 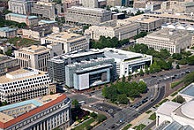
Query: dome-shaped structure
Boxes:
[{"xmin": 181, "ymin": 101, "xmax": 194, "ymax": 119}]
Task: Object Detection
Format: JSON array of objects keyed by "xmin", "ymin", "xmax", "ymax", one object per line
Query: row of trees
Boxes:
[
  {"xmin": 90, "ymin": 36, "xmax": 129, "ymax": 49},
  {"xmin": 129, "ymin": 44, "xmax": 173, "ymax": 74},
  {"xmin": 0, "ymin": 18, "xmax": 27, "ymax": 28},
  {"xmin": 102, "ymin": 80, "xmax": 147, "ymax": 104}
]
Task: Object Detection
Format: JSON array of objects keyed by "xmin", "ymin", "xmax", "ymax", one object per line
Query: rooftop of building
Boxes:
[
  {"xmin": 49, "ymin": 49, "xmax": 104, "ymax": 63},
  {"xmin": 68, "ymin": 6, "xmax": 110, "ymax": 13},
  {"xmin": 103, "ymin": 48, "xmax": 150, "ymax": 62},
  {"xmin": 0, "ymin": 54, "xmax": 9, "ymax": 62},
  {"xmin": 145, "ymin": 28, "xmax": 191, "ymax": 41},
  {"xmin": 17, "ymin": 45, "xmax": 50, "ymax": 55},
  {"xmin": 6, "ymin": 13, "xmax": 38, "ymax": 20},
  {"xmin": 46, "ymin": 31, "xmax": 82, "ymax": 40},
  {"xmin": 0, "ymin": 94, "xmax": 68, "ymax": 128},
  {"xmin": 156, "ymin": 101, "xmax": 181, "ymax": 116},
  {"xmin": 0, "ymin": 27, "xmax": 16, "ymax": 32},
  {"xmin": 38, "ymin": 20, "xmax": 57, "ymax": 25},
  {"xmin": 143, "ymin": 12, "xmax": 194, "ymax": 21},
  {"xmin": 23, "ymin": 24, "xmax": 57, "ymax": 32},
  {"xmin": 179, "ymin": 83, "xmax": 194, "ymax": 97},
  {"xmin": 163, "ymin": 121, "xmax": 194, "ymax": 130},
  {"xmin": 125, "ymin": 14, "xmax": 161, "ymax": 23},
  {"xmin": 0, "ymin": 68, "xmax": 46, "ymax": 83}
]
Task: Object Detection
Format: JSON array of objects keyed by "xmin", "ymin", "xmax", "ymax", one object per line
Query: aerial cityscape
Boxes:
[{"xmin": 0, "ymin": 0, "xmax": 194, "ymax": 129}]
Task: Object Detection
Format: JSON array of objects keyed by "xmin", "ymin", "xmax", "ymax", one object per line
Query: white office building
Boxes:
[{"xmin": 0, "ymin": 67, "xmax": 52, "ymax": 103}]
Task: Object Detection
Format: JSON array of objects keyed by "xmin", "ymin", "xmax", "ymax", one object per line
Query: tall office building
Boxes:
[
  {"xmin": 14, "ymin": 45, "xmax": 52, "ymax": 71},
  {"xmin": 0, "ymin": 67, "xmax": 53, "ymax": 103},
  {"xmin": 8, "ymin": 0, "xmax": 34, "ymax": 15},
  {"xmin": 0, "ymin": 94, "xmax": 71, "ymax": 130}
]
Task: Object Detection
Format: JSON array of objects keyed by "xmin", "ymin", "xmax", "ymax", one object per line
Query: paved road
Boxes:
[{"xmin": 94, "ymin": 86, "xmax": 165, "ymax": 130}]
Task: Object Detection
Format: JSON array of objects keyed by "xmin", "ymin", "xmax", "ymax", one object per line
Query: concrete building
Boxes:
[
  {"xmin": 5, "ymin": 13, "xmax": 38, "ymax": 26},
  {"xmin": 14, "ymin": 45, "xmax": 62, "ymax": 71},
  {"xmin": 136, "ymin": 28, "xmax": 193, "ymax": 54},
  {"xmin": 0, "ymin": 94, "xmax": 71, "ymax": 130},
  {"xmin": 179, "ymin": 83, "xmax": 194, "ymax": 102},
  {"xmin": 8, "ymin": 0, "xmax": 33, "ymax": 15},
  {"xmin": 0, "ymin": 27, "xmax": 17, "ymax": 38},
  {"xmin": 85, "ymin": 19, "xmax": 140, "ymax": 40},
  {"xmin": 133, "ymin": 0, "xmax": 148, "ymax": 8},
  {"xmin": 62, "ymin": 0, "xmax": 80, "ymax": 12},
  {"xmin": 0, "ymin": 54, "xmax": 19, "ymax": 76},
  {"xmin": 65, "ymin": 58, "xmax": 116, "ymax": 90},
  {"xmin": 143, "ymin": 13, "xmax": 194, "ymax": 24},
  {"xmin": 22, "ymin": 24, "xmax": 61, "ymax": 40},
  {"xmin": 48, "ymin": 48, "xmax": 152, "ymax": 85},
  {"xmin": 65, "ymin": 6, "xmax": 112, "ymax": 25},
  {"xmin": 125, "ymin": 15, "xmax": 163, "ymax": 32},
  {"xmin": 48, "ymin": 49, "xmax": 105, "ymax": 84},
  {"xmin": 0, "ymin": 67, "xmax": 53, "ymax": 103},
  {"xmin": 103, "ymin": 48, "xmax": 152, "ymax": 78},
  {"xmin": 81, "ymin": 0, "xmax": 98, "ymax": 8},
  {"xmin": 31, "ymin": 1, "xmax": 62, "ymax": 20},
  {"xmin": 156, "ymin": 99, "xmax": 194, "ymax": 129},
  {"xmin": 107, "ymin": 0, "xmax": 122, "ymax": 6},
  {"xmin": 41, "ymin": 32, "xmax": 89, "ymax": 53},
  {"xmin": 161, "ymin": 1, "xmax": 194, "ymax": 14},
  {"xmin": 146, "ymin": 1, "xmax": 161, "ymax": 12}
]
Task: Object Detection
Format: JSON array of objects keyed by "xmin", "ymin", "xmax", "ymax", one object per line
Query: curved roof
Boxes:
[{"xmin": 181, "ymin": 101, "xmax": 194, "ymax": 119}]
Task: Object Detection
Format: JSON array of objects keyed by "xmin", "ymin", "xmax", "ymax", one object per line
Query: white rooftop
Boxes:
[{"xmin": 156, "ymin": 101, "xmax": 181, "ymax": 116}]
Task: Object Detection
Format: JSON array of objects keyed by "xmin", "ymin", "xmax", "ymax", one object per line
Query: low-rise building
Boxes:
[
  {"xmin": 161, "ymin": 1, "xmax": 194, "ymax": 14},
  {"xmin": 0, "ymin": 27, "xmax": 17, "ymax": 38},
  {"xmin": 5, "ymin": 13, "xmax": 38, "ymax": 26},
  {"xmin": 103, "ymin": 48, "xmax": 152, "ymax": 78},
  {"xmin": 125, "ymin": 14, "xmax": 163, "ymax": 32},
  {"xmin": 0, "ymin": 67, "xmax": 52, "ymax": 103},
  {"xmin": 65, "ymin": 58, "xmax": 116, "ymax": 90},
  {"xmin": 179, "ymin": 83, "xmax": 194, "ymax": 102},
  {"xmin": 48, "ymin": 49, "xmax": 105, "ymax": 84},
  {"xmin": 22, "ymin": 24, "xmax": 61, "ymax": 40},
  {"xmin": 31, "ymin": 1, "xmax": 62, "ymax": 20},
  {"xmin": 0, "ymin": 94, "xmax": 71, "ymax": 130},
  {"xmin": 65, "ymin": 6, "xmax": 112, "ymax": 25},
  {"xmin": 41, "ymin": 31, "xmax": 89, "ymax": 53},
  {"xmin": 62, "ymin": 0, "xmax": 80, "ymax": 12},
  {"xmin": 85, "ymin": 19, "xmax": 140, "ymax": 40},
  {"xmin": 14, "ymin": 45, "xmax": 63, "ymax": 71},
  {"xmin": 8, "ymin": 0, "xmax": 33, "ymax": 15},
  {"xmin": 0, "ymin": 54, "xmax": 19, "ymax": 76},
  {"xmin": 136, "ymin": 28, "xmax": 193, "ymax": 53}
]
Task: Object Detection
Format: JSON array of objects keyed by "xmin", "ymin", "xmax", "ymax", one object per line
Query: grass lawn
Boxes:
[
  {"xmin": 171, "ymin": 91, "xmax": 178, "ymax": 97},
  {"xmin": 8, "ymin": 37, "xmax": 38, "ymax": 47},
  {"xmin": 171, "ymin": 80, "xmax": 183, "ymax": 89},
  {"xmin": 122, "ymin": 124, "xmax": 132, "ymax": 130},
  {"xmin": 158, "ymin": 99, "xmax": 169, "ymax": 106},
  {"xmin": 148, "ymin": 113, "xmax": 156, "ymax": 120},
  {"xmin": 146, "ymin": 110, "xmax": 152, "ymax": 114},
  {"xmin": 133, "ymin": 124, "xmax": 146, "ymax": 130},
  {"xmin": 73, "ymin": 118, "xmax": 95, "ymax": 130}
]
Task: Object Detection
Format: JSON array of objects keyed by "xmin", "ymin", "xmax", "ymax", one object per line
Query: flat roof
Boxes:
[
  {"xmin": 46, "ymin": 31, "xmax": 82, "ymax": 40},
  {"xmin": 6, "ymin": 13, "xmax": 37, "ymax": 19},
  {"xmin": 0, "ymin": 27, "xmax": 16, "ymax": 32},
  {"xmin": 126, "ymin": 14, "xmax": 161, "ymax": 23},
  {"xmin": 17, "ymin": 45, "xmax": 50, "ymax": 55},
  {"xmin": 156, "ymin": 101, "xmax": 181, "ymax": 116},
  {"xmin": 0, "ymin": 94, "xmax": 67, "ymax": 128},
  {"xmin": 146, "ymin": 28, "xmax": 191, "ymax": 42},
  {"xmin": 179, "ymin": 83, "xmax": 194, "ymax": 97},
  {"xmin": 103, "ymin": 48, "xmax": 145, "ymax": 62},
  {"xmin": 39, "ymin": 20, "xmax": 57, "ymax": 24},
  {"xmin": 69, "ymin": 6, "xmax": 110, "ymax": 13},
  {"xmin": 0, "ymin": 68, "xmax": 45, "ymax": 83}
]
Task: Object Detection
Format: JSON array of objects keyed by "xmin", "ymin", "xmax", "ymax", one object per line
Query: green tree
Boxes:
[
  {"xmin": 145, "ymin": 65, "xmax": 149, "ymax": 75},
  {"xmin": 172, "ymin": 53, "xmax": 182, "ymax": 60},
  {"xmin": 128, "ymin": 75, "xmax": 132, "ymax": 81},
  {"xmin": 176, "ymin": 64, "xmax": 180, "ymax": 69},
  {"xmin": 187, "ymin": 55, "xmax": 194, "ymax": 65},
  {"xmin": 117, "ymin": 94, "xmax": 129, "ymax": 104},
  {"xmin": 90, "ymin": 112, "xmax": 97, "ymax": 118},
  {"xmin": 97, "ymin": 114, "xmax": 107, "ymax": 122},
  {"xmin": 175, "ymin": 95, "xmax": 185, "ymax": 103},
  {"xmin": 5, "ymin": 49, "xmax": 12, "ymax": 56},
  {"xmin": 72, "ymin": 99, "xmax": 80, "ymax": 109},
  {"xmin": 122, "ymin": 75, "xmax": 126, "ymax": 82},
  {"xmin": 139, "ymin": 68, "xmax": 144, "ymax": 76},
  {"xmin": 183, "ymin": 71, "xmax": 194, "ymax": 86}
]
